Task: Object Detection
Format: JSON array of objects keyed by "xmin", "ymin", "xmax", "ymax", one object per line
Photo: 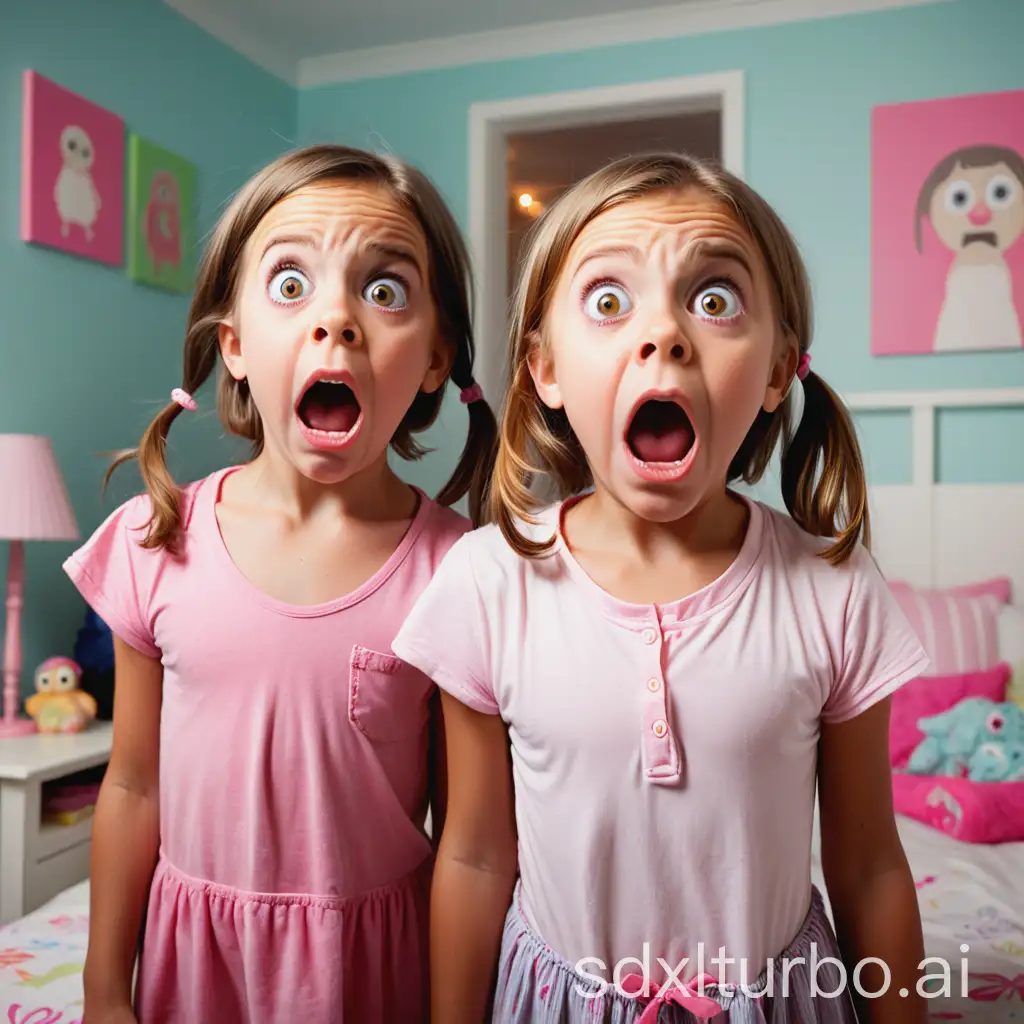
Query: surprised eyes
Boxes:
[
  {"xmin": 584, "ymin": 284, "xmax": 632, "ymax": 322},
  {"xmin": 269, "ymin": 267, "xmax": 311, "ymax": 304},
  {"xmin": 581, "ymin": 279, "xmax": 744, "ymax": 324},
  {"xmin": 692, "ymin": 284, "xmax": 741, "ymax": 320},
  {"xmin": 363, "ymin": 276, "xmax": 408, "ymax": 311},
  {"xmin": 266, "ymin": 267, "xmax": 410, "ymax": 311}
]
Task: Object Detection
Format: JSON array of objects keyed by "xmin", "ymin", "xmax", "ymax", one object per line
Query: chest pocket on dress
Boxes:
[{"xmin": 349, "ymin": 645, "xmax": 430, "ymax": 743}]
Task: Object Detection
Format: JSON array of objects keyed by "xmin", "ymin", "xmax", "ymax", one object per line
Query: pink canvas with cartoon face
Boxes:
[
  {"xmin": 871, "ymin": 89, "xmax": 1024, "ymax": 355},
  {"xmin": 20, "ymin": 70, "xmax": 124, "ymax": 266}
]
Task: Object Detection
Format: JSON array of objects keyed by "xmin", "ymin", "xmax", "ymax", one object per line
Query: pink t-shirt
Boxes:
[
  {"xmin": 392, "ymin": 495, "xmax": 930, "ymax": 983},
  {"xmin": 65, "ymin": 467, "xmax": 469, "ymax": 897}
]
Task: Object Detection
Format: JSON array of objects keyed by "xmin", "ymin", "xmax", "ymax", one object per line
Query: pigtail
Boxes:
[
  {"xmin": 434, "ymin": 337, "xmax": 499, "ymax": 529},
  {"xmin": 490, "ymin": 358, "xmax": 552, "ymax": 559},
  {"xmin": 489, "ymin": 332, "xmax": 591, "ymax": 559},
  {"xmin": 780, "ymin": 369, "xmax": 871, "ymax": 566},
  {"xmin": 103, "ymin": 312, "xmax": 222, "ymax": 554}
]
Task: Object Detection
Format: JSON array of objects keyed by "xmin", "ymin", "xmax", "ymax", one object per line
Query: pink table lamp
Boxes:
[{"xmin": 0, "ymin": 436, "xmax": 80, "ymax": 738}]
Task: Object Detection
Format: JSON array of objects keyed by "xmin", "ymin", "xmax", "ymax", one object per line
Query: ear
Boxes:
[
  {"xmin": 763, "ymin": 333, "xmax": 799, "ymax": 414},
  {"xmin": 526, "ymin": 332, "xmax": 563, "ymax": 410},
  {"xmin": 419, "ymin": 332, "xmax": 455, "ymax": 395},
  {"xmin": 218, "ymin": 319, "xmax": 246, "ymax": 382}
]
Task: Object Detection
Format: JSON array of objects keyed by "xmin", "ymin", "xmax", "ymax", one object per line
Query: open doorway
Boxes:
[
  {"xmin": 507, "ymin": 110, "xmax": 721, "ymax": 295},
  {"xmin": 468, "ymin": 71, "xmax": 744, "ymax": 405}
]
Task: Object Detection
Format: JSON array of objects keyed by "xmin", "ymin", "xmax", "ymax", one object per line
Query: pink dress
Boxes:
[{"xmin": 64, "ymin": 466, "xmax": 469, "ymax": 1023}]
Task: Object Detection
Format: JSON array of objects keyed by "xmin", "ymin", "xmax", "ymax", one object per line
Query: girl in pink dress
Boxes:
[
  {"xmin": 394, "ymin": 153, "xmax": 932, "ymax": 1023},
  {"xmin": 64, "ymin": 144, "xmax": 497, "ymax": 1024}
]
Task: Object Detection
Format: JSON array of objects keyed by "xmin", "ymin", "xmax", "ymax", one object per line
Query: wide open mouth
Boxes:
[
  {"xmin": 297, "ymin": 379, "xmax": 361, "ymax": 435},
  {"xmin": 625, "ymin": 398, "xmax": 695, "ymax": 465},
  {"xmin": 962, "ymin": 231, "xmax": 998, "ymax": 247}
]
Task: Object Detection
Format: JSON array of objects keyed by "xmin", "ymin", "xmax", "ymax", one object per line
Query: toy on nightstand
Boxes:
[{"xmin": 25, "ymin": 657, "xmax": 97, "ymax": 733}]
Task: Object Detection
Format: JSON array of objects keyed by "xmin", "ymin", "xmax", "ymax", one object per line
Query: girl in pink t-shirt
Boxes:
[
  {"xmin": 64, "ymin": 145, "xmax": 497, "ymax": 1024},
  {"xmin": 393, "ymin": 153, "xmax": 932, "ymax": 1023}
]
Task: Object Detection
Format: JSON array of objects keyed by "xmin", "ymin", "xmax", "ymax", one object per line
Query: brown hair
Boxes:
[
  {"xmin": 491, "ymin": 152, "xmax": 869, "ymax": 566},
  {"xmin": 915, "ymin": 144, "xmax": 1024, "ymax": 252},
  {"xmin": 107, "ymin": 144, "xmax": 498, "ymax": 550}
]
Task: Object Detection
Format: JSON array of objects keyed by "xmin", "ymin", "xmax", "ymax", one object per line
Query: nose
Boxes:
[
  {"xmin": 312, "ymin": 324, "xmax": 357, "ymax": 344},
  {"xmin": 968, "ymin": 203, "xmax": 992, "ymax": 226},
  {"xmin": 635, "ymin": 316, "xmax": 687, "ymax": 364},
  {"xmin": 310, "ymin": 310, "xmax": 360, "ymax": 347}
]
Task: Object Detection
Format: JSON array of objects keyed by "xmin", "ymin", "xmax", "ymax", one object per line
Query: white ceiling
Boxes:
[
  {"xmin": 171, "ymin": 0, "xmax": 694, "ymax": 64},
  {"xmin": 163, "ymin": 0, "xmax": 701, "ymax": 78},
  {"xmin": 161, "ymin": 0, "xmax": 944, "ymax": 86}
]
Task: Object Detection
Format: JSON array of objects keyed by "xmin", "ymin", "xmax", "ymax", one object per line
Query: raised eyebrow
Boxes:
[
  {"xmin": 571, "ymin": 245, "xmax": 644, "ymax": 276},
  {"xmin": 257, "ymin": 236, "xmax": 425, "ymax": 276},
  {"xmin": 364, "ymin": 242, "xmax": 424, "ymax": 276},
  {"xmin": 259, "ymin": 233, "xmax": 317, "ymax": 261},
  {"xmin": 684, "ymin": 241, "xmax": 756, "ymax": 280}
]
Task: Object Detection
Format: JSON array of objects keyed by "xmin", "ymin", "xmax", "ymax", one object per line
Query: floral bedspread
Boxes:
[
  {"xmin": 813, "ymin": 812, "xmax": 1024, "ymax": 1021},
  {"xmin": 0, "ymin": 882, "xmax": 87, "ymax": 1024}
]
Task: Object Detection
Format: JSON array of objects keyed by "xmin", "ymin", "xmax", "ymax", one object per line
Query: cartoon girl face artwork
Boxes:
[{"xmin": 916, "ymin": 145, "xmax": 1024, "ymax": 352}]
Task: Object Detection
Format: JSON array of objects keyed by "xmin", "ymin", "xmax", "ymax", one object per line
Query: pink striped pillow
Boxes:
[{"xmin": 889, "ymin": 579, "xmax": 1010, "ymax": 675}]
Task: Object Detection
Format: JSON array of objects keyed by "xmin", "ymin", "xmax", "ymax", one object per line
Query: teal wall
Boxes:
[
  {"xmin": 298, "ymin": 0, "xmax": 1024, "ymax": 499},
  {"xmin": 1, "ymin": 0, "xmax": 295, "ymax": 695},
  {"xmin": 3, "ymin": 0, "xmax": 1023, "ymax": 697}
]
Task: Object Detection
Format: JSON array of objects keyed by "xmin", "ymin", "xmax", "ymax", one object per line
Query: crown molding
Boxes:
[
  {"xmin": 162, "ymin": 0, "xmax": 298, "ymax": 84},
  {"xmin": 297, "ymin": 0, "xmax": 950, "ymax": 88}
]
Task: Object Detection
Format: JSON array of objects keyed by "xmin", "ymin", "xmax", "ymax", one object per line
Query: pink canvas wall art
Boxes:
[
  {"xmin": 20, "ymin": 71, "xmax": 124, "ymax": 266},
  {"xmin": 871, "ymin": 89, "xmax": 1024, "ymax": 355}
]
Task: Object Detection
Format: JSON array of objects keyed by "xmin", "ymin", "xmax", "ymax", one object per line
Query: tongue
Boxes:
[
  {"xmin": 628, "ymin": 402, "xmax": 694, "ymax": 464},
  {"xmin": 301, "ymin": 389, "xmax": 360, "ymax": 434}
]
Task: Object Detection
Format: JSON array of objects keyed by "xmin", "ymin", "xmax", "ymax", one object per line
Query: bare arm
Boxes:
[
  {"xmin": 83, "ymin": 636, "xmax": 162, "ymax": 1020},
  {"xmin": 428, "ymin": 688, "xmax": 448, "ymax": 847},
  {"xmin": 818, "ymin": 698, "xmax": 927, "ymax": 1024},
  {"xmin": 431, "ymin": 692, "xmax": 518, "ymax": 1024}
]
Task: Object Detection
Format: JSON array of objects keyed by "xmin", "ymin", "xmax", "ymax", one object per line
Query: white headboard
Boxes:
[{"xmin": 845, "ymin": 387, "xmax": 1024, "ymax": 599}]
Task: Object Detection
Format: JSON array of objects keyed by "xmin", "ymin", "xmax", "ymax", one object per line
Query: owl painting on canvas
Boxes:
[{"xmin": 20, "ymin": 71, "xmax": 124, "ymax": 265}]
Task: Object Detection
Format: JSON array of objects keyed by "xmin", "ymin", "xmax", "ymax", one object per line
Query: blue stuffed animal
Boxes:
[
  {"xmin": 906, "ymin": 698, "xmax": 1024, "ymax": 782},
  {"xmin": 969, "ymin": 741, "xmax": 1024, "ymax": 782}
]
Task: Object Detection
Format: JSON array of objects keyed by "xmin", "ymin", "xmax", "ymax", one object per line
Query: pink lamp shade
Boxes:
[
  {"xmin": 0, "ymin": 435, "xmax": 80, "ymax": 541},
  {"xmin": 0, "ymin": 436, "xmax": 80, "ymax": 738}
]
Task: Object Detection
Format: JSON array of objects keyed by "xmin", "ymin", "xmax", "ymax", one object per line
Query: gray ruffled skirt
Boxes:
[{"xmin": 492, "ymin": 885, "xmax": 860, "ymax": 1023}]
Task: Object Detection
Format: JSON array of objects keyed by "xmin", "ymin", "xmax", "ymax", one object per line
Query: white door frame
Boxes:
[{"xmin": 467, "ymin": 69, "xmax": 745, "ymax": 405}]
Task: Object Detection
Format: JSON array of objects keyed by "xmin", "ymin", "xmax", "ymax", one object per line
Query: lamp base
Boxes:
[{"xmin": 0, "ymin": 717, "xmax": 37, "ymax": 738}]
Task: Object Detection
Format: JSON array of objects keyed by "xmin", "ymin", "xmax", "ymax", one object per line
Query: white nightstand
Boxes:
[{"xmin": 0, "ymin": 722, "xmax": 112, "ymax": 924}]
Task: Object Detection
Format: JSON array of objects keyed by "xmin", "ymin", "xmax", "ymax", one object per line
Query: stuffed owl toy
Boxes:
[{"xmin": 25, "ymin": 657, "xmax": 97, "ymax": 734}]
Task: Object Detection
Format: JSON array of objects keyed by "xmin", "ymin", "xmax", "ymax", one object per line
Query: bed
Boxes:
[
  {"xmin": 808, "ymin": 386, "xmax": 1024, "ymax": 1020},
  {"xmin": 811, "ymin": 813, "xmax": 1024, "ymax": 1020},
  {"xmin": 1, "ymin": 387, "xmax": 1021, "ymax": 1022},
  {"xmin": 0, "ymin": 880, "xmax": 88, "ymax": 1023}
]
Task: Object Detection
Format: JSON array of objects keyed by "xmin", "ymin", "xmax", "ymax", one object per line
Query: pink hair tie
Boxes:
[
  {"xmin": 460, "ymin": 382, "xmax": 484, "ymax": 405},
  {"xmin": 171, "ymin": 388, "xmax": 197, "ymax": 412},
  {"xmin": 796, "ymin": 352, "xmax": 812, "ymax": 380}
]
